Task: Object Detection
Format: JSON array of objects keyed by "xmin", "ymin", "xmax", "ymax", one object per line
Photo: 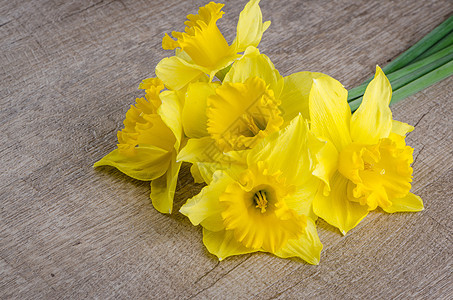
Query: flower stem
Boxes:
[
  {"xmin": 390, "ymin": 60, "xmax": 453, "ymax": 105},
  {"xmin": 382, "ymin": 15, "xmax": 453, "ymax": 74},
  {"xmin": 349, "ymin": 60, "xmax": 453, "ymax": 111},
  {"xmin": 348, "ymin": 44, "xmax": 453, "ymax": 101},
  {"xmin": 348, "ymin": 15, "xmax": 453, "ymax": 102},
  {"xmin": 390, "ymin": 51, "xmax": 453, "ymax": 90},
  {"xmin": 412, "ymin": 31, "xmax": 453, "ymax": 62}
]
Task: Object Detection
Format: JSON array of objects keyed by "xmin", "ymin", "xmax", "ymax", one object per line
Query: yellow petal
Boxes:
[
  {"xmin": 182, "ymin": 82, "xmax": 218, "ymax": 138},
  {"xmin": 175, "ymin": 48, "xmax": 194, "ymax": 64},
  {"xmin": 202, "ymin": 228, "xmax": 256, "ymax": 261},
  {"xmin": 248, "ymin": 115, "xmax": 316, "ymax": 187},
  {"xmin": 235, "ymin": 0, "xmax": 270, "ymax": 52},
  {"xmin": 274, "ymin": 218, "xmax": 322, "ymax": 265},
  {"xmin": 351, "ymin": 66, "xmax": 393, "ymax": 144},
  {"xmin": 180, "ymin": 170, "xmax": 232, "ymax": 231},
  {"xmin": 283, "ymin": 179, "xmax": 319, "ymax": 220},
  {"xmin": 200, "ymin": 160, "xmax": 249, "ymax": 184},
  {"xmin": 313, "ymin": 171, "xmax": 369, "ymax": 235},
  {"xmin": 93, "ymin": 147, "xmax": 171, "ymax": 181},
  {"xmin": 177, "ymin": 137, "xmax": 223, "ymax": 164},
  {"xmin": 391, "ymin": 120, "xmax": 414, "ymax": 136},
  {"xmin": 158, "ymin": 91, "xmax": 182, "ymax": 150},
  {"xmin": 223, "ymin": 47, "xmax": 283, "ymax": 98},
  {"xmin": 311, "ymin": 138, "xmax": 338, "ymax": 195},
  {"xmin": 382, "ymin": 192, "xmax": 424, "ymax": 213},
  {"xmin": 150, "ymin": 153, "xmax": 182, "ymax": 214},
  {"xmin": 155, "ymin": 56, "xmax": 204, "ymax": 90},
  {"xmin": 177, "ymin": 137, "xmax": 248, "ymax": 183},
  {"xmin": 309, "ymin": 76, "xmax": 352, "ymax": 151},
  {"xmin": 193, "ymin": 163, "xmax": 218, "ymax": 184},
  {"xmin": 279, "ymin": 71, "xmax": 325, "ymax": 121},
  {"xmin": 190, "ymin": 163, "xmax": 205, "ymax": 184}
]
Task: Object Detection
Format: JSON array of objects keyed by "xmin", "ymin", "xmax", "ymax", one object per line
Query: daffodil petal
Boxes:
[
  {"xmin": 202, "ymin": 228, "xmax": 256, "ymax": 261},
  {"xmin": 235, "ymin": 0, "xmax": 270, "ymax": 52},
  {"xmin": 150, "ymin": 154, "xmax": 182, "ymax": 214},
  {"xmin": 311, "ymin": 137, "xmax": 338, "ymax": 195},
  {"xmin": 182, "ymin": 82, "xmax": 218, "ymax": 138},
  {"xmin": 280, "ymin": 71, "xmax": 325, "ymax": 121},
  {"xmin": 180, "ymin": 170, "xmax": 232, "ymax": 231},
  {"xmin": 382, "ymin": 192, "xmax": 424, "ymax": 213},
  {"xmin": 193, "ymin": 162, "xmax": 219, "ymax": 184},
  {"xmin": 158, "ymin": 91, "xmax": 182, "ymax": 149},
  {"xmin": 190, "ymin": 163, "xmax": 205, "ymax": 183},
  {"xmin": 155, "ymin": 56, "xmax": 204, "ymax": 90},
  {"xmin": 284, "ymin": 178, "xmax": 320, "ymax": 220},
  {"xmin": 177, "ymin": 137, "xmax": 222, "ymax": 164},
  {"xmin": 309, "ymin": 76, "xmax": 352, "ymax": 151},
  {"xmin": 392, "ymin": 120, "xmax": 414, "ymax": 136},
  {"xmin": 223, "ymin": 47, "xmax": 283, "ymax": 98},
  {"xmin": 313, "ymin": 171, "xmax": 369, "ymax": 235},
  {"xmin": 175, "ymin": 49, "xmax": 194, "ymax": 64},
  {"xmin": 198, "ymin": 160, "xmax": 249, "ymax": 184},
  {"xmin": 93, "ymin": 147, "xmax": 171, "ymax": 181},
  {"xmin": 274, "ymin": 218, "xmax": 322, "ymax": 265},
  {"xmin": 248, "ymin": 115, "xmax": 315, "ymax": 187},
  {"xmin": 178, "ymin": 137, "xmax": 247, "ymax": 183},
  {"xmin": 351, "ymin": 66, "xmax": 392, "ymax": 144}
]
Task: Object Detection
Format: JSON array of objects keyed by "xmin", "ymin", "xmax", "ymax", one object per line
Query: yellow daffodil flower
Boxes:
[
  {"xmin": 180, "ymin": 116, "xmax": 324, "ymax": 263},
  {"xmin": 94, "ymin": 78, "xmax": 183, "ymax": 214},
  {"xmin": 155, "ymin": 0, "xmax": 270, "ymax": 90},
  {"xmin": 177, "ymin": 47, "xmax": 324, "ymax": 183},
  {"xmin": 309, "ymin": 66, "xmax": 424, "ymax": 235}
]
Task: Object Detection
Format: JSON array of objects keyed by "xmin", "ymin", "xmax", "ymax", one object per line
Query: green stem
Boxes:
[
  {"xmin": 348, "ymin": 16, "xmax": 453, "ymax": 101},
  {"xmin": 390, "ymin": 52, "xmax": 453, "ymax": 90},
  {"xmin": 348, "ymin": 60, "xmax": 453, "ymax": 112},
  {"xmin": 382, "ymin": 15, "xmax": 453, "ymax": 74},
  {"xmin": 412, "ymin": 31, "xmax": 453, "ymax": 62},
  {"xmin": 348, "ymin": 44, "xmax": 453, "ymax": 101},
  {"xmin": 391, "ymin": 60, "xmax": 453, "ymax": 105}
]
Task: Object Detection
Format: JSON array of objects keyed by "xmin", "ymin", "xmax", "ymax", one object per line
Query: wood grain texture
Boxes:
[{"xmin": 1, "ymin": 0, "xmax": 452, "ymax": 298}]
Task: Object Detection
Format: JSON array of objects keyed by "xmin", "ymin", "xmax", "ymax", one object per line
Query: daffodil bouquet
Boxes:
[{"xmin": 95, "ymin": 1, "xmax": 453, "ymax": 264}]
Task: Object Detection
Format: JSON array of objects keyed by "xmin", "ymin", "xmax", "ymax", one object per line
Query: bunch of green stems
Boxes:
[{"xmin": 349, "ymin": 15, "xmax": 453, "ymax": 111}]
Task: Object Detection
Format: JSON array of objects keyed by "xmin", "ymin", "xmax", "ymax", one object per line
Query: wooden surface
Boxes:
[{"xmin": 1, "ymin": 0, "xmax": 452, "ymax": 298}]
